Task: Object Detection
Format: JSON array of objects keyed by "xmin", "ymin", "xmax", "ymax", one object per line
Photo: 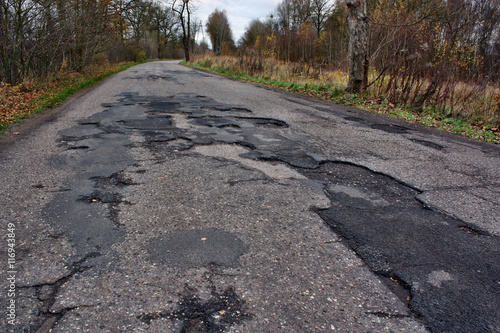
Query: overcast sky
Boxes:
[{"xmin": 193, "ymin": 0, "xmax": 282, "ymax": 44}]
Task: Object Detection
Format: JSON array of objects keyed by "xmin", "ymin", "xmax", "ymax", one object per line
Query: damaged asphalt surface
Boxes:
[{"xmin": 1, "ymin": 61, "xmax": 499, "ymax": 332}]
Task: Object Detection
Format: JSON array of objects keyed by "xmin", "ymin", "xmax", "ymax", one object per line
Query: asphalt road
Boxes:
[{"xmin": 1, "ymin": 61, "xmax": 499, "ymax": 332}]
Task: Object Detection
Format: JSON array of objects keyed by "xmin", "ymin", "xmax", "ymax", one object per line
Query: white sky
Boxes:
[{"xmin": 193, "ymin": 0, "xmax": 282, "ymax": 43}]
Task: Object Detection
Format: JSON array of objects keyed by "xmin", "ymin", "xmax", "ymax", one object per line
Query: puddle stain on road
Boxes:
[{"xmin": 147, "ymin": 229, "xmax": 248, "ymax": 269}]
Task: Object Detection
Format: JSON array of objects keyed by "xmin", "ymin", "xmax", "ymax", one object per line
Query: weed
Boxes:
[{"xmin": 188, "ymin": 55, "xmax": 499, "ymax": 144}]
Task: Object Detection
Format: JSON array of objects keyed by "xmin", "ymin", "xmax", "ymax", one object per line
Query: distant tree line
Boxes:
[{"xmin": 0, "ymin": 0, "xmax": 202, "ymax": 85}]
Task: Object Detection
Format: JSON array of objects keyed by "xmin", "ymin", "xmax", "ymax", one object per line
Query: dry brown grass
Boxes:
[
  {"xmin": 193, "ymin": 54, "xmax": 349, "ymax": 88},
  {"xmin": 191, "ymin": 54, "xmax": 499, "ymax": 143},
  {"xmin": 194, "ymin": 54, "xmax": 499, "ymax": 126}
]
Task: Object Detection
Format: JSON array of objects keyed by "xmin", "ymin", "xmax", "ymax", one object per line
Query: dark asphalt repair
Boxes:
[
  {"xmin": 148, "ymin": 229, "xmax": 248, "ymax": 269},
  {"xmin": 138, "ymin": 285, "xmax": 252, "ymax": 333},
  {"xmin": 36, "ymin": 91, "xmax": 499, "ymax": 332},
  {"xmin": 300, "ymin": 163, "xmax": 500, "ymax": 333}
]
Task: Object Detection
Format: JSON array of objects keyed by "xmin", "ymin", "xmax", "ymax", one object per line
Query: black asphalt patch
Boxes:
[
  {"xmin": 300, "ymin": 162, "xmax": 500, "ymax": 333},
  {"xmin": 410, "ymin": 138, "xmax": 446, "ymax": 151},
  {"xmin": 138, "ymin": 286, "xmax": 252, "ymax": 331},
  {"xmin": 147, "ymin": 229, "xmax": 248, "ymax": 269},
  {"xmin": 371, "ymin": 123, "xmax": 411, "ymax": 134}
]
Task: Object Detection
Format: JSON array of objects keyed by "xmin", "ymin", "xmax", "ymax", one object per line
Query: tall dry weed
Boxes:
[
  {"xmin": 192, "ymin": 54, "xmax": 499, "ymax": 127},
  {"xmin": 193, "ymin": 54, "xmax": 349, "ymax": 89}
]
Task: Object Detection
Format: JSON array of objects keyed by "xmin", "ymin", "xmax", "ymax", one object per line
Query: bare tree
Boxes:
[
  {"xmin": 0, "ymin": 0, "xmax": 188, "ymax": 84},
  {"xmin": 311, "ymin": 0, "xmax": 332, "ymax": 37},
  {"xmin": 0, "ymin": 0, "xmax": 41, "ymax": 84},
  {"xmin": 152, "ymin": 4, "xmax": 178, "ymax": 58},
  {"xmin": 276, "ymin": 0, "xmax": 312, "ymax": 32},
  {"xmin": 172, "ymin": 0, "xmax": 192, "ymax": 62}
]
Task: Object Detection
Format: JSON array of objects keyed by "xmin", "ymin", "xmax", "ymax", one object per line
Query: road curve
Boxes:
[{"xmin": 1, "ymin": 61, "xmax": 499, "ymax": 332}]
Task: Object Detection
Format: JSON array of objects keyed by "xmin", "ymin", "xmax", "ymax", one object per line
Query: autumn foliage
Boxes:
[
  {"xmin": 198, "ymin": 0, "xmax": 500, "ymax": 130},
  {"xmin": 0, "ymin": 63, "xmax": 136, "ymax": 132},
  {"xmin": 0, "ymin": 0, "xmax": 193, "ymax": 86}
]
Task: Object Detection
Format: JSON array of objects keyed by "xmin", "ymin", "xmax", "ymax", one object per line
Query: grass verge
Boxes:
[
  {"xmin": 189, "ymin": 60, "xmax": 499, "ymax": 144},
  {"xmin": 0, "ymin": 62, "xmax": 141, "ymax": 135}
]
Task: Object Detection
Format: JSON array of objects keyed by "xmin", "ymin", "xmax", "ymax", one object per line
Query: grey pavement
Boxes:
[{"xmin": 1, "ymin": 61, "xmax": 499, "ymax": 332}]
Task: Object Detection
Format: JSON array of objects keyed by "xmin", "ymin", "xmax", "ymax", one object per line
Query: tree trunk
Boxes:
[
  {"xmin": 346, "ymin": 0, "xmax": 369, "ymax": 93},
  {"xmin": 173, "ymin": 0, "xmax": 190, "ymax": 62},
  {"xmin": 183, "ymin": 36, "xmax": 190, "ymax": 62}
]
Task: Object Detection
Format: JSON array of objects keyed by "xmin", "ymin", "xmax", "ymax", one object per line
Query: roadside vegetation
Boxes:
[
  {"xmin": 190, "ymin": 55, "xmax": 499, "ymax": 144},
  {"xmin": 0, "ymin": 62, "xmax": 142, "ymax": 134},
  {"xmin": 194, "ymin": 0, "xmax": 500, "ymax": 144}
]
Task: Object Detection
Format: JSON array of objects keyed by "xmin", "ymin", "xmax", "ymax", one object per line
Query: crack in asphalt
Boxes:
[{"xmin": 23, "ymin": 252, "xmax": 102, "ymax": 333}]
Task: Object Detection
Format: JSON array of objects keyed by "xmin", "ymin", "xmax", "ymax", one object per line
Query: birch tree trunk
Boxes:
[{"xmin": 345, "ymin": 0, "xmax": 369, "ymax": 93}]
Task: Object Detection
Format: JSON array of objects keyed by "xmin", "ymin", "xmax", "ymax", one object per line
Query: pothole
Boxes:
[
  {"xmin": 191, "ymin": 117, "xmax": 240, "ymax": 129},
  {"xmin": 90, "ymin": 172, "xmax": 137, "ymax": 188},
  {"xmin": 78, "ymin": 191, "xmax": 122, "ymax": 204},
  {"xmin": 234, "ymin": 117, "xmax": 288, "ymax": 128},
  {"xmin": 201, "ymin": 106, "xmax": 252, "ymax": 113},
  {"xmin": 150, "ymin": 138, "xmax": 193, "ymax": 153},
  {"xmin": 377, "ymin": 275, "xmax": 412, "ymax": 307},
  {"xmin": 193, "ymin": 144, "xmax": 306, "ymax": 180},
  {"xmin": 67, "ymin": 145, "xmax": 90, "ymax": 150},
  {"xmin": 458, "ymin": 225, "xmax": 483, "ymax": 236},
  {"xmin": 344, "ymin": 116, "xmax": 365, "ymax": 122}
]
